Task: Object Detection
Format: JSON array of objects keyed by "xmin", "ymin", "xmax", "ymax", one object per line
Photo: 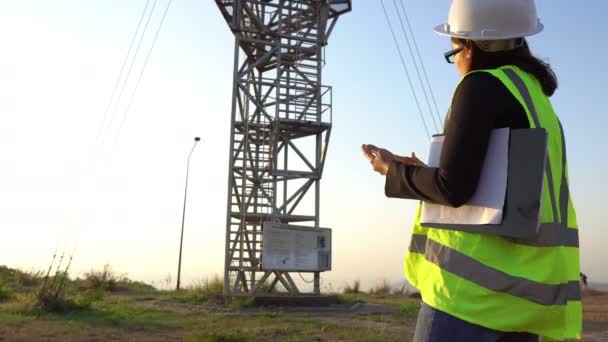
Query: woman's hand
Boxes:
[
  {"xmin": 362, "ymin": 144, "xmax": 426, "ymax": 176},
  {"xmin": 361, "ymin": 144, "xmax": 393, "ymax": 175}
]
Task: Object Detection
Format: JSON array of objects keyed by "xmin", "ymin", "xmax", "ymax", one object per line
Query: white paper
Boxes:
[{"xmin": 420, "ymin": 128, "xmax": 509, "ymax": 225}]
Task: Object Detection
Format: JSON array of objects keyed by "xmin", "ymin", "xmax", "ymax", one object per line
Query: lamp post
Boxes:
[{"xmin": 176, "ymin": 136, "xmax": 200, "ymax": 290}]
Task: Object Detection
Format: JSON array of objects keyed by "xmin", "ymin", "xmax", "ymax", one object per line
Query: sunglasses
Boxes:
[{"xmin": 444, "ymin": 46, "xmax": 464, "ymax": 64}]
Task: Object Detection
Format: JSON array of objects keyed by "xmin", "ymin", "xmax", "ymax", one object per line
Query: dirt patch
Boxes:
[
  {"xmin": 0, "ymin": 320, "xmax": 182, "ymax": 342},
  {"xmin": 133, "ymin": 300, "xmax": 398, "ymax": 317},
  {"xmin": 582, "ymin": 291, "xmax": 608, "ymax": 341},
  {"xmin": 132, "ymin": 300, "xmax": 412, "ymax": 334},
  {"xmin": 133, "ymin": 300, "xmax": 233, "ymax": 314}
]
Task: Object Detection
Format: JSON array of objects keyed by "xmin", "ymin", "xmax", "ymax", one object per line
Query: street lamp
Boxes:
[{"xmin": 176, "ymin": 136, "xmax": 200, "ymax": 290}]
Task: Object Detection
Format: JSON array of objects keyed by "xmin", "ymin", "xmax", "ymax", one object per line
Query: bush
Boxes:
[
  {"xmin": 15, "ymin": 269, "xmax": 44, "ymax": 287},
  {"xmin": 0, "ymin": 265, "xmax": 14, "ymax": 284},
  {"xmin": 34, "ymin": 284, "xmax": 102, "ymax": 313},
  {"xmin": 0, "ymin": 283, "xmax": 13, "ymax": 302},
  {"xmin": 35, "ymin": 286, "xmax": 72, "ymax": 312},
  {"xmin": 0, "ymin": 264, "xmax": 106, "ymax": 313},
  {"xmin": 81, "ymin": 264, "xmax": 128, "ymax": 292},
  {"xmin": 343, "ymin": 279, "xmax": 361, "ymax": 294},
  {"xmin": 368, "ymin": 280, "xmax": 392, "ymax": 296}
]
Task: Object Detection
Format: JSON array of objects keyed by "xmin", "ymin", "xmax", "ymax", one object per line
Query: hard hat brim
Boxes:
[{"xmin": 433, "ymin": 23, "xmax": 544, "ymax": 40}]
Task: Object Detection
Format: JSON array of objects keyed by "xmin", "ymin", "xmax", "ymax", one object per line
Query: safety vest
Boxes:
[{"xmin": 405, "ymin": 65, "xmax": 581, "ymax": 340}]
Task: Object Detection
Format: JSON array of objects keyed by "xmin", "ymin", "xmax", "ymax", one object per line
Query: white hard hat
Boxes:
[{"xmin": 434, "ymin": 0, "xmax": 544, "ymax": 40}]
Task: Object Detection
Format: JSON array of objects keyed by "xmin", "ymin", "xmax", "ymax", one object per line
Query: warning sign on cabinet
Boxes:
[{"xmin": 262, "ymin": 223, "xmax": 331, "ymax": 272}]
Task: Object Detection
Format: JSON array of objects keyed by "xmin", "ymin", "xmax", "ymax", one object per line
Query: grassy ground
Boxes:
[
  {"xmin": 4, "ymin": 265, "xmax": 607, "ymax": 341},
  {"xmin": 0, "ymin": 266, "xmax": 419, "ymax": 341},
  {"xmin": 0, "ymin": 293, "xmax": 419, "ymax": 341}
]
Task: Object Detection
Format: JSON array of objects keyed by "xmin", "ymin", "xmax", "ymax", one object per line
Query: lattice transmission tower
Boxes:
[{"xmin": 216, "ymin": 0, "xmax": 351, "ymax": 296}]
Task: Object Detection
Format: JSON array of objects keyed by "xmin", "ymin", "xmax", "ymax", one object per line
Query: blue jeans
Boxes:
[{"xmin": 414, "ymin": 302, "xmax": 539, "ymax": 342}]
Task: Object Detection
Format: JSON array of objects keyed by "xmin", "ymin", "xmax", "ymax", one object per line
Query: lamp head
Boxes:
[{"xmin": 194, "ymin": 137, "xmax": 201, "ymax": 142}]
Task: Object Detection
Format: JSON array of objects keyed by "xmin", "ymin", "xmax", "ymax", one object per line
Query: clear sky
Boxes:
[{"xmin": 1, "ymin": 1, "xmax": 607, "ymax": 290}]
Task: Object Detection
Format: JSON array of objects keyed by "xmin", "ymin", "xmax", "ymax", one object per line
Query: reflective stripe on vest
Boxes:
[
  {"xmin": 503, "ymin": 69, "xmax": 578, "ymax": 248},
  {"xmin": 409, "ymin": 234, "xmax": 580, "ymax": 305},
  {"xmin": 503, "ymin": 69, "xmax": 560, "ymax": 225},
  {"xmin": 405, "ymin": 66, "xmax": 581, "ymax": 340}
]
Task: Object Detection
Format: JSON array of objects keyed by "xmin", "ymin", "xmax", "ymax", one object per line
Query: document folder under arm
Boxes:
[{"xmin": 421, "ymin": 128, "xmax": 548, "ymax": 239}]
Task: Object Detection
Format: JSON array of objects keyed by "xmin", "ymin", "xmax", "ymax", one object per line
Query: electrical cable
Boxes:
[
  {"xmin": 51, "ymin": 1, "xmax": 170, "ymax": 294},
  {"xmin": 104, "ymin": 0, "xmax": 159, "ymax": 137},
  {"xmin": 298, "ymin": 272, "xmax": 315, "ymax": 284},
  {"xmin": 58, "ymin": 1, "xmax": 160, "ymax": 288},
  {"xmin": 115, "ymin": 0, "xmax": 174, "ymax": 139},
  {"xmin": 397, "ymin": 0, "xmax": 444, "ymax": 130},
  {"xmin": 391, "ymin": 0, "xmax": 439, "ymax": 132},
  {"xmin": 96, "ymin": 0, "xmax": 152, "ymax": 142},
  {"xmin": 379, "ymin": 0, "xmax": 431, "ymax": 139}
]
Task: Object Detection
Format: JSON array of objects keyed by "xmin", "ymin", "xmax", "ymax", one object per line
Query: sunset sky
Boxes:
[{"xmin": 1, "ymin": 0, "xmax": 606, "ymax": 290}]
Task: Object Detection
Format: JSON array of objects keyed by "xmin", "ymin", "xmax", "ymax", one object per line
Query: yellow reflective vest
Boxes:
[{"xmin": 405, "ymin": 65, "xmax": 581, "ymax": 340}]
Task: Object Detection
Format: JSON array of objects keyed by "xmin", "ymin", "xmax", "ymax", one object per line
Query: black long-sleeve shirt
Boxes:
[{"xmin": 385, "ymin": 72, "xmax": 530, "ymax": 207}]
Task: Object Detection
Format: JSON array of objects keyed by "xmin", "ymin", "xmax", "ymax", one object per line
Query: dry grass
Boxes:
[
  {"xmin": 80, "ymin": 264, "xmax": 128, "ymax": 292},
  {"xmin": 342, "ymin": 279, "xmax": 361, "ymax": 294},
  {"xmin": 0, "ymin": 263, "xmax": 153, "ymax": 314},
  {"xmin": 0, "ymin": 266, "xmax": 45, "ymax": 290},
  {"xmin": 368, "ymin": 279, "xmax": 392, "ymax": 296},
  {"xmin": 190, "ymin": 275, "xmax": 223, "ymax": 293},
  {"xmin": 15, "ymin": 269, "xmax": 44, "ymax": 288},
  {"xmin": 158, "ymin": 275, "xmax": 231, "ymax": 306},
  {"xmin": 189, "ymin": 275, "xmax": 224, "ymax": 304}
]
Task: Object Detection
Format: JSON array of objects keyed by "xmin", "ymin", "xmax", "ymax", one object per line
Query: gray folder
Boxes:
[{"xmin": 421, "ymin": 128, "xmax": 548, "ymax": 239}]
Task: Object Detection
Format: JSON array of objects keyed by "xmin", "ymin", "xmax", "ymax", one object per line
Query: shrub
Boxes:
[
  {"xmin": 81, "ymin": 264, "xmax": 128, "ymax": 292},
  {"xmin": 15, "ymin": 269, "xmax": 44, "ymax": 287},
  {"xmin": 34, "ymin": 284, "xmax": 101, "ymax": 313},
  {"xmin": 0, "ymin": 265, "xmax": 15, "ymax": 285},
  {"xmin": 368, "ymin": 279, "xmax": 392, "ymax": 296},
  {"xmin": 35, "ymin": 285, "xmax": 72, "ymax": 312},
  {"xmin": 0, "ymin": 283, "xmax": 13, "ymax": 302},
  {"xmin": 343, "ymin": 279, "xmax": 361, "ymax": 294}
]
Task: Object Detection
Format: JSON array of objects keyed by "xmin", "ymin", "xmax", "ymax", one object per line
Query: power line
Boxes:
[
  {"xmin": 63, "ymin": 1, "xmax": 160, "ymax": 279},
  {"xmin": 53, "ymin": 1, "xmax": 170, "ymax": 288},
  {"xmin": 96, "ymin": 0, "xmax": 152, "ymax": 142},
  {"xmin": 392, "ymin": 0, "xmax": 439, "ymax": 132},
  {"xmin": 397, "ymin": 0, "xmax": 444, "ymax": 130},
  {"xmin": 104, "ymin": 0, "xmax": 160, "ymax": 137},
  {"xmin": 115, "ymin": 0, "xmax": 174, "ymax": 139},
  {"xmin": 379, "ymin": 0, "xmax": 431, "ymax": 139}
]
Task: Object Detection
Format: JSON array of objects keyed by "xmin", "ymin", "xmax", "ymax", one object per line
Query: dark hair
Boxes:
[{"xmin": 453, "ymin": 38, "xmax": 558, "ymax": 97}]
